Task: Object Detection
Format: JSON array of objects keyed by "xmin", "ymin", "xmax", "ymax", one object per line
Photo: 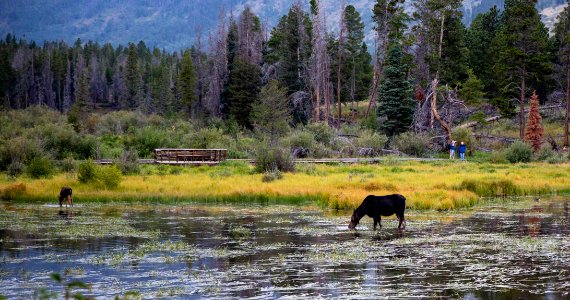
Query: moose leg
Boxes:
[
  {"xmin": 373, "ymin": 217, "xmax": 379, "ymax": 230},
  {"xmin": 397, "ymin": 213, "xmax": 406, "ymax": 229}
]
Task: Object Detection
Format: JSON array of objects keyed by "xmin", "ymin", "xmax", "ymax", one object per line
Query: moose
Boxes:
[
  {"xmin": 58, "ymin": 187, "xmax": 73, "ymax": 208},
  {"xmin": 348, "ymin": 194, "xmax": 406, "ymax": 230}
]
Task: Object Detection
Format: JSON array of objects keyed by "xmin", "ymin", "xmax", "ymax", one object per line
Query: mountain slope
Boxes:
[{"xmin": 0, "ymin": 0, "xmax": 567, "ymax": 50}]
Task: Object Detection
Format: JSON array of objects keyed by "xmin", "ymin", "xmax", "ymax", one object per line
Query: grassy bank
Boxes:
[{"xmin": 1, "ymin": 161, "xmax": 569, "ymax": 210}]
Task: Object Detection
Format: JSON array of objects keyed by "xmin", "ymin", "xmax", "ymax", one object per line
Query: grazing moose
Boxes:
[
  {"xmin": 58, "ymin": 187, "xmax": 73, "ymax": 208},
  {"xmin": 348, "ymin": 194, "xmax": 406, "ymax": 230}
]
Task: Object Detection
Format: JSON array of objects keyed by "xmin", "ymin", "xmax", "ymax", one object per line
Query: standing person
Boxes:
[
  {"xmin": 449, "ymin": 140, "xmax": 456, "ymax": 159},
  {"xmin": 459, "ymin": 141, "xmax": 467, "ymax": 161}
]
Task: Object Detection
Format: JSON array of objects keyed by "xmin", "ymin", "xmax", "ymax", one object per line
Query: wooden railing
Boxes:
[{"xmin": 154, "ymin": 149, "xmax": 227, "ymax": 164}]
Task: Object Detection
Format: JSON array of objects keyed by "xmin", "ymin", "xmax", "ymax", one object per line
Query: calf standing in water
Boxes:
[
  {"xmin": 348, "ymin": 194, "xmax": 406, "ymax": 230},
  {"xmin": 58, "ymin": 187, "xmax": 73, "ymax": 208}
]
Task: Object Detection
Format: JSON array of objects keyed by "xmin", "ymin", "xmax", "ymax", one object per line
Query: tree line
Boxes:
[{"xmin": 0, "ymin": 0, "xmax": 568, "ymax": 145}]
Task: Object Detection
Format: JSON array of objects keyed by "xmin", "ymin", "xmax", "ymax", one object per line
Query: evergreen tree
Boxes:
[
  {"xmin": 493, "ymin": 0, "xmax": 551, "ymax": 138},
  {"xmin": 524, "ymin": 91, "xmax": 543, "ymax": 152},
  {"xmin": 125, "ymin": 42, "xmax": 142, "ymax": 109},
  {"xmin": 179, "ymin": 49, "xmax": 196, "ymax": 117},
  {"xmin": 465, "ymin": 6, "xmax": 500, "ymax": 98},
  {"xmin": 220, "ymin": 20, "xmax": 239, "ymax": 118},
  {"xmin": 252, "ymin": 80, "xmax": 291, "ymax": 146},
  {"xmin": 552, "ymin": 4, "xmax": 569, "ymax": 146},
  {"xmin": 228, "ymin": 58, "xmax": 261, "ymax": 128},
  {"xmin": 68, "ymin": 69, "xmax": 90, "ymax": 131},
  {"xmin": 459, "ymin": 69, "xmax": 486, "ymax": 105},
  {"xmin": 378, "ymin": 44, "xmax": 415, "ymax": 136}
]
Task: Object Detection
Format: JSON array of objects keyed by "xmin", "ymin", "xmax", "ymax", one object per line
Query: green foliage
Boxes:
[
  {"xmin": 504, "ymin": 141, "xmax": 533, "ymax": 163},
  {"xmin": 392, "ymin": 132, "xmax": 431, "ymax": 157},
  {"xmin": 262, "ymin": 169, "xmax": 284, "ymax": 182},
  {"xmin": 355, "ymin": 130, "xmax": 388, "ymax": 153},
  {"xmin": 378, "ymin": 44, "xmax": 415, "ymax": 136},
  {"xmin": 254, "ymin": 145, "xmax": 295, "ymax": 173},
  {"xmin": 7, "ymin": 161, "xmax": 25, "ymax": 177},
  {"xmin": 94, "ymin": 165, "xmax": 122, "ymax": 189},
  {"xmin": 489, "ymin": 151, "xmax": 508, "ymax": 164},
  {"xmin": 451, "ymin": 127, "xmax": 476, "ymax": 155},
  {"xmin": 114, "ymin": 150, "xmax": 140, "ymax": 175},
  {"xmin": 252, "ymin": 80, "xmax": 291, "ymax": 145},
  {"xmin": 457, "ymin": 178, "xmax": 519, "ymax": 197},
  {"xmin": 179, "ymin": 49, "xmax": 197, "ymax": 115},
  {"xmin": 534, "ymin": 145, "xmax": 555, "ymax": 161},
  {"xmin": 228, "ymin": 58, "xmax": 261, "ymax": 128},
  {"xmin": 285, "ymin": 131, "xmax": 316, "ymax": 151},
  {"xmin": 459, "ymin": 69, "xmax": 486, "ymax": 105},
  {"xmin": 26, "ymin": 156, "xmax": 54, "ymax": 179},
  {"xmin": 0, "ymin": 137, "xmax": 40, "ymax": 170},
  {"xmin": 305, "ymin": 123, "xmax": 335, "ymax": 146},
  {"xmin": 128, "ymin": 126, "xmax": 173, "ymax": 158},
  {"xmin": 78, "ymin": 160, "xmax": 97, "ymax": 183}
]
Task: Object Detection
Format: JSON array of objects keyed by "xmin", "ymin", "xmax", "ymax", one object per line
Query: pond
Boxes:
[{"xmin": 1, "ymin": 196, "xmax": 569, "ymax": 299}]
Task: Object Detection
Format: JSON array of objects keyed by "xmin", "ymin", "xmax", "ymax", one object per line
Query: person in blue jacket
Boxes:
[
  {"xmin": 449, "ymin": 140, "xmax": 456, "ymax": 159},
  {"xmin": 458, "ymin": 141, "xmax": 467, "ymax": 161}
]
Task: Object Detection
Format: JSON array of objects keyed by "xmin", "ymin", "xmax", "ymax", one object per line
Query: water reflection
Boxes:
[{"xmin": 0, "ymin": 199, "xmax": 570, "ymax": 298}]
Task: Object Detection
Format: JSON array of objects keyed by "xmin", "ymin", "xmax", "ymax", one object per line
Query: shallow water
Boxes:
[{"xmin": 1, "ymin": 197, "xmax": 570, "ymax": 299}]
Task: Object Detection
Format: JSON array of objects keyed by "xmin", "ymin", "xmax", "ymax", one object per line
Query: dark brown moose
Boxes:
[
  {"xmin": 58, "ymin": 187, "xmax": 73, "ymax": 208},
  {"xmin": 348, "ymin": 194, "xmax": 406, "ymax": 230}
]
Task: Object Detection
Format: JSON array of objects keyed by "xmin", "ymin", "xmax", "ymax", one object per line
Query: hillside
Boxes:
[{"xmin": 0, "ymin": 0, "xmax": 566, "ymax": 50}]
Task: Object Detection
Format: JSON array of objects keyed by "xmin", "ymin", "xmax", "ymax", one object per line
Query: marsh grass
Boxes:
[{"xmin": 2, "ymin": 161, "xmax": 569, "ymax": 210}]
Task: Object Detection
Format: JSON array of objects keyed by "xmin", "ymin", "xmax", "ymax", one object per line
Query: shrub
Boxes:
[
  {"xmin": 129, "ymin": 126, "xmax": 173, "ymax": 158},
  {"xmin": 78, "ymin": 160, "xmax": 97, "ymax": 183},
  {"xmin": 114, "ymin": 150, "xmax": 140, "ymax": 175},
  {"xmin": 0, "ymin": 137, "xmax": 40, "ymax": 170},
  {"xmin": 534, "ymin": 145, "xmax": 555, "ymax": 162},
  {"xmin": 285, "ymin": 131, "xmax": 316, "ymax": 157},
  {"xmin": 305, "ymin": 123, "xmax": 335, "ymax": 145},
  {"xmin": 60, "ymin": 157, "xmax": 77, "ymax": 173},
  {"xmin": 355, "ymin": 130, "xmax": 388, "ymax": 154},
  {"xmin": 452, "ymin": 127, "xmax": 477, "ymax": 155},
  {"xmin": 489, "ymin": 151, "xmax": 508, "ymax": 164},
  {"xmin": 94, "ymin": 165, "xmax": 122, "ymax": 189},
  {"xmin": 504, "ymin": 141, "xmax": 532, "ymax": 163},
  {"xmin": 254, "ymin": 146, "xmax": 295, "ymax": 173},
  {"xmin": 7, "ymin": 161, "xmax": 25, "ymax": 177},
  {"xmin": 26, "ymin": 156, "xmax": 54, "ymax": 178},
  {"xmin": 262, "ymin": 169, "xmax": 283, "ymax": 182},
  {"xmin": 392, "ymin": 132, "xmax": 431, "ymax": 157},
  {"xmin": 1, "ymin": 183, "xmax": 26, "ymax": 200}
]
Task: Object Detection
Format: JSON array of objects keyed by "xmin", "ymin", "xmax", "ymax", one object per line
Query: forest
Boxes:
[{"xmin": 0, "ymin": 0, "xmax": 569, "ymax": 176}]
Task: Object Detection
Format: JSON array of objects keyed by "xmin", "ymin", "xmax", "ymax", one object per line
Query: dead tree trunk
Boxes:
[
  {"xmin": 564, "ymin": 63, "xmax": 570, "ymax": 147},
  {"xmin": 519, "ymin": 67, "xmax": 526, "ymax": 140}
]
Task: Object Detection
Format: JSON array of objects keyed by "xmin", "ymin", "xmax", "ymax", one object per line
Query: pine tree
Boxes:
[
  {"xmin": 228, "ymin": 58, "xmax": 261, "ymax": 128},
  {"xmin": 378, "ymin": 44, "xmax": 415, "ymax": 136},
  {"xmin": 125, "ymin": 42, "xmax": 142, "ymax": 109},
  {"xmin": 252, "ymin": 80, "xmax": 291, "ymax": 146},
  {"xmin": 179, "ymin": 49, "xmax": 196, "ymax": 117},
  {"xmin": 524, "ymin": 91, "xmax": 543, "ymax": 152},
  {"xmin": 465, "ymin": 6, "xmax": 500, "ymax": 98},
  {"xmin": 459, "ymin": 69, "xmax": 486, "ymax": 105},
  {"xmin": 493, "ymin": 0, "xmax": 551, "ymax": 138},
  {"xmin": 68, "ymin": 69, "xmax": 90, "ymax": 131},
  {"xmin": 552, "ymin": 4, "xmax": 569, "ymax": 146}
]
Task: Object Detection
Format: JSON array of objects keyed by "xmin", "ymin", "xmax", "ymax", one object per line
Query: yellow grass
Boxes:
[{"xmin": 1, "ymin": 161, "xmax": 569, "ymax": 210}]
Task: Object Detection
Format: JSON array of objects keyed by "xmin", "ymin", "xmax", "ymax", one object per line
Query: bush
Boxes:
[
  {"xmin": 504, "ymin": 141, "xmax": 532, "ymax": 163},
  {"xmin": 305, "ymin": 123, "xmax": 335, "ymax": 146},
  {"xmin": 183, "ymin": 127, "xmax": 232, "ymax": 149},
  {"xmin": 94, "ymin": 165, "xmax": 122, "ymax": 189},
  {"xmin": 7, "ymin": 161, "xmax": 25, "ymax": 177},
  {"xmin": 26, "ymin": 157, "xmax": 54, "ymax": 178},
  {"xmin": 285, "ymin": 131, "xmax": 316, "ymax": 157},
  {"xmin": 489, "ymin": 151, "xmax": 508, "ymax": 164},
  {"xmin": 128, "ymin": 126, "xmax": 174, "ymax": 158},
  {"xmin": 355, "ymin": 130, "xmax": 388, "ymax": 154},
  {"xmin": 262, "ymin": 169, "xmax": 283, "ymax": 182},
  {"xmin": 114, "ymin": 150, "xmax": 140, "ymax": 175},
  {"xmin": 534, "ymin": 145, "xmax": 555, "ymax": 162},
  {"xmin": 61, "ymin": 157, "xmax": 77, "ymax": 173},
  {"xmin": 452, "ymin": 127, "xmax": 477, "ymax": 155},
  {"xmin": 78, "ymin": 160, "xmax": 97, "ymax": 183},
  {"xmin": 392, "ymin": 132, "xmax": 431, "ymax": 157},
  {"xmin": 0, "ymin": 137, "xmax": 40, "ymax": 170},
  {"xmin": 254, "ymin": 146, "xmax": 295, "ymax": 173}
]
